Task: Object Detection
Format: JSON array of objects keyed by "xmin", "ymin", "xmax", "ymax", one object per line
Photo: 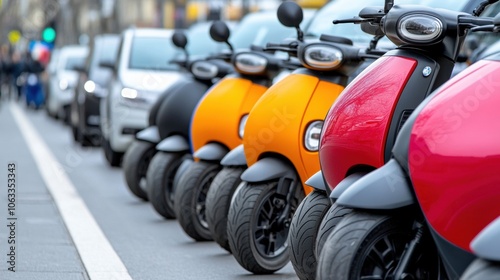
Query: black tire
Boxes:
[
  {"xmin": 146, "ymin": 152, "xmax": 185, "ymax": 219},
  {"xmin": 461, "ymin": 259, "xmax": 500, "ymax": 280},
  {"xmin": 317, "ymin": 211, "xmax": 439, "ymax": 280},
  {"xmin": 122, "ymin": 141, "xmax": 157, "ymax": 200},
  {"xmin": 205, "ymin": 167, "xmax": 245, "ymax": 252},
  {"xmin": 174, "ymin": 161, "xmax": 221, "ymax": 241},
  {"xmin": 227, "ymin": 181, "xmax": 304, "ymax": 274},
  {"xmin": 288, "ymin": 190, "xmax": 331, "ymax": 280},
  {"xmin": 315, "ymin": 203, "xmax": 352, "ymax": 258},
  {"xmin": 72, "ymin": 125, "xmax": 80, "ymax": 143},
  {"xmin": 102, "ymin": 137, "xmax": 123, "ymax": 167}
]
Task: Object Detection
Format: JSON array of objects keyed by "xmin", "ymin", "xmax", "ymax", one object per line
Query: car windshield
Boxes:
[
  {"xmin": 305, "ymin": 0, "xmax": 470, "ymax": 46},
  {"xmin": 230, "ymin": 11, "xmax": 312, "ymax": 49},
  {"xmin": 128, "ymin": 36, "xmax": 180, "ymax": 71},
  {"xmin": 65, "ymin": 55, "xmax": 86, "ymax": 70},
  {"xmin": 90, "ymin": 36, "xmax": 120, "ymax": 80}
]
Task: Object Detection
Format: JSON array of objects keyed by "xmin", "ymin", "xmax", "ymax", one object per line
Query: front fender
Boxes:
[
  {"xmin": 305, "ymin": 171, "xmax": 327, "ymax": 192},
  {"xmin": 330, "ymin": 172, "xmax": 368, "ymax": 200},
  {"xmin": 220, "ymin": 144, "xmax": 246, "ymax": 167},
  {"xmin": 336, "ymin": 159, "xmax": 415, "ymax": 210},
  {"xmin": 241, "ymin": 157, "xmax": 295, "ymax": 183},
  {"xmin": 156, "ymin": 135, "xmax": 190, "ymax": 152},
  {"xmin": 193, "ymin": 143, "xmax": 229, "ymax": 161},
  {"xmin": 135, "ymin": 126, "xmax": 160, "ymax": 144},
  {"xmin": 471, "ymin": 217, "xmax": 500, "ymax": 261}
]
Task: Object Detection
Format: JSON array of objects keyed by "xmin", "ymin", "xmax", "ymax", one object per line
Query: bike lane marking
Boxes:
[{"xmin": 10, "ymin": 102, "xmax": 133, "ymax": 280}]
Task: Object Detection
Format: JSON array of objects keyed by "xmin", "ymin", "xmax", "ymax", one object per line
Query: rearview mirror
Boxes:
[
  {"xmin": 99, "ymin": 59, "xmax": 116, "ymax": 71},
  {"xmin": 277, "ymin": 1, "xmax": 303, "ymax": 28},
  {"xmin": 210, "ymin": 21, "xmax": 231, "ymax": 43},
  {"xmin": 210, "ymin": 21, "xmax": 233, "ymax": 51},
  {"xmin": 172, "ymin": 31, "xmax": 188, "ymax": 49}
]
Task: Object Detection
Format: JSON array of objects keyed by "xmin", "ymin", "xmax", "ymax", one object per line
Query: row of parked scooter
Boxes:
[{"xmin": 93, "ymin": 0, "xmax": 500, "ymax": 279}]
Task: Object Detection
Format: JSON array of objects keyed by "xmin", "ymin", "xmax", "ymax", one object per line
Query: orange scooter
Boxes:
[
  {"xmin": 172, "ymin": 21, "xmax": 287, "ymax": 241},
  {"xmin": 208, "ymin": 2, "xmax": 374, "ymax": 274}
]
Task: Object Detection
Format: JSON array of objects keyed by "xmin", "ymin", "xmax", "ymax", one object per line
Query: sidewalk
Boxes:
[{"xmin": 0, "ymin": 100, "xmax": 89, "ymax": 280}]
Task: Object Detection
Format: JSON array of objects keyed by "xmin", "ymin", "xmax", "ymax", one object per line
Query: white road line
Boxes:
[{"xmin": 10, "ymin": 102, "xmax": 133, "ymax": 280}]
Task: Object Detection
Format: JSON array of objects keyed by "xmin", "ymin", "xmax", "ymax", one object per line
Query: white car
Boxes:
[
  {"xmin": 46, "ymin": 45, "xmax": 88, "ymax": 121},
  {"xmin": 100, "ymin": 28, "xmax": 183, "ymax": 167}
]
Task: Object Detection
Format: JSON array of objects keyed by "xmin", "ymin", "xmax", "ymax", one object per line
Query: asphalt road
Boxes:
[{"xmin": 0, "ymin": 99, "xmax": 300, "ymax": 280}]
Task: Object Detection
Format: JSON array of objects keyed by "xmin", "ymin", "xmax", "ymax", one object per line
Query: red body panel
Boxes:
[
  {"xmin": 319, "ymin": 56, "xmax": 417, "ymax": 189},
  {"xmin": 408, "ymin": 60, "xmax": 500, "ymax": 252}
]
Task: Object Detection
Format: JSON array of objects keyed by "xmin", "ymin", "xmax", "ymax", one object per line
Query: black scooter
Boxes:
[{"xmin": 122, "ymin": 31, "xmax": 232, "ymax": 204}]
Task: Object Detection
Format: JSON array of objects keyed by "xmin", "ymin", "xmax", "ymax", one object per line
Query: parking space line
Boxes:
[{"xmin": 10, "ymin": 102, "xmax": 133, "ymax": 280}]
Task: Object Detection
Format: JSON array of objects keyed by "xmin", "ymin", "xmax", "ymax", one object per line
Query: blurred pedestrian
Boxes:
[{"xmin": 10, "ymin": 51, "xmax": 25, "ymax": 101}]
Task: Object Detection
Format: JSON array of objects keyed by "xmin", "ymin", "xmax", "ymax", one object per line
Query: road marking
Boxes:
[{"xmin": 10, "ymin": 102, "xmax": 133, "ymax": 280}]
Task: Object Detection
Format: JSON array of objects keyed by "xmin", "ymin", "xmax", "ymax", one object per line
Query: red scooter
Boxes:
[
  {"xmin": 295, "ymin": 0, "xmax": 496, "ymax": 272},
  {"xmin": 317, "ymin": 7, "xmax": 500, "ymax": 280}
]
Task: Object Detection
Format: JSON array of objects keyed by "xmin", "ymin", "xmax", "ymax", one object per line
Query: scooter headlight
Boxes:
[
  {"xmin": 191, "ymin": 61, "xmax": 218, "ymax": 80},
  {"xmin": 303, "ymin": 44, "xmax": 343, "ymax": 70},
  {"xmin": 234, "ymin": 53, "xmax": 267, "ymax": 75},
  {"xmin": 238, "ymin": 114, "xmax": 249, "ymax": 138},
  {"xmin": 304, "ymin": 121, "xmax": 323, "ymax": 151},
  {"xmin": 121, "ymin": 87, "xmax": 138, "ymax": 99},
  {"xmin": 397, "ymin": 14, "xmax": 443, "ymax": 44}
]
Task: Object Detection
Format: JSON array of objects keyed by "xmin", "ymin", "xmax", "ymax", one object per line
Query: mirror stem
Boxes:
[
  {"xmin": 296, "ymin": 27, "xmax": 304, "ymax": 42},
  {"xmin": 384, "ymin": 0, "xmax": 394, "ymax": 13},
  {"xmin": 226, "ymin": 42, "xmax": 234, "ymax": 52}
]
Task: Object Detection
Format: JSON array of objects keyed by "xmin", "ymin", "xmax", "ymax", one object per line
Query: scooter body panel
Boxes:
[
  {"xmin": 243, "ymin": 73, "xmax": 344, "ymax": 191},
  {"xmin": 135, "ymin": 126, "xmax": 160, "ymax": 143},
  {"xmin": 156, "ymin": 77, "xmax": 210, "ymax": 140},
  {"xmin": 407, "ymin": 59, "xmax": 500, "ymax": 252},
  {"xmin": 191, "ymin": 76, "xmax": 267, "ymax": 156},
  {"xmin": 320, "ymin": 55, "xmax": 418, "ymax": 190}
]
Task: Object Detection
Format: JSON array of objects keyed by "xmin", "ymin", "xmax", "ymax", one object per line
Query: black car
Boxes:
[{"xmin": 70, "ymin": 34, "xmax": 120, "ymax": 146}]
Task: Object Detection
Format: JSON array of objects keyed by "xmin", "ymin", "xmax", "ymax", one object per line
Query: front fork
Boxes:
[
  {"xmin": 393, "ymin": 221, "xmax": 424, "ymax": 280},
  {"xmin": 274, "ymin": 177, "xmax": 298, "ymax": 228},
  {"xmin": 392, "ymin": 220, "xmax": 445, "ymax": 280}
]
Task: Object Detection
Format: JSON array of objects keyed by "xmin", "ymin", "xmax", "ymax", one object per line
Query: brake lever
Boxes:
[
  {"xmin": 333, "ymin": 17, "xmax": 372, "ymax": 25},
  {"xmin": 471, "ymin": 25, "xmax": 494, "ymax": 32}
]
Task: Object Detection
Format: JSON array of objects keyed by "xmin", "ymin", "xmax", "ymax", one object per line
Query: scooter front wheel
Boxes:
[
  {"xmin": 205, "ymin": 166, "xmax": 245, "ymax": 253},
  {"xmin": 146, "ymin": 152, "xmax": 185, "ymax": 219},
  {"xmin": 122, "ymin": 140, "xmax": 157, "ymax": 200},
  {"xmin": 288, "ymin": 190, "xmax": 331, "ymax": 280},
  {"xmin": 461, "ymin": 259, "xmax": 500, "ymax": 280},
  {"xmin": 102, "ymin": 138, "xmax": 123, "ymax": 167},
  {"xmin": 227, "ymin": 181, "xmax": 304, "ymax": 274},
  {"xmin": 315, "ymin": 203, "xmax": 352, "ymax": 258},
  {"xmin": 317, "ymin": 211, "xmax": 439, "ymax": 280},
  {"xmin": 174, "ymin": 161, "xmax": 220, "ymax": 241}
]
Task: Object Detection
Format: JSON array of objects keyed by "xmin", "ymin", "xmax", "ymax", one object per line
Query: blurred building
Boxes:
[{"xmin": 0, "ymin": 0, "xmax": 328, "ymax": 51}]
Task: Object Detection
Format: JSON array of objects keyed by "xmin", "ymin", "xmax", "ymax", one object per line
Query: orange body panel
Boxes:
[
  {"xmin": 191, "ymin": 77, "xmax": 268, "ymax": 155},
  {"xmin": 243, "ymin": 73, "xmax": 344, "ymax": 194}
]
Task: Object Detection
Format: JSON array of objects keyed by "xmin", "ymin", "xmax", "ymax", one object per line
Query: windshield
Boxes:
[
  {"xmin": 128, "ymin": 36, "xmax": 180, "ymax": 71},
  {"xmin": 90, "ymin": 36, "xmax": 120, "ymax": 81},
  {"xmin": 65, "ymin": 55, "xmax": 86, "ymax": 70},
  {"xmin": 230, "ymin": 11, "xmax": 312, "ymax": 49},
  {"xmin": 306, "ymin": 0, "xmax": 470, "ymax": 45}
]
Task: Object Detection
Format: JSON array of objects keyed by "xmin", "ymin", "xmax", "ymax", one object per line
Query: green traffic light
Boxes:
[{"xmin": 42, "ymin": 27, "xmax": 56, "ymax": 43}]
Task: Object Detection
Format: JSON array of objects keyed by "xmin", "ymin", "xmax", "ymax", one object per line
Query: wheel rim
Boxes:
[
  {"xmin": 356, "ymin": 230, "xmax": 437, "ymax": 279},
  {"xmin": 253, "ymin": 188, "xmax": 290, "ymax": 259},
  {"xmin": 195, "ymin": 169, "xmax": 218, "ymax": 229},
  {"xmin": 138, "ymin": 149, "xmax": 155, "ymax": 192}
]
